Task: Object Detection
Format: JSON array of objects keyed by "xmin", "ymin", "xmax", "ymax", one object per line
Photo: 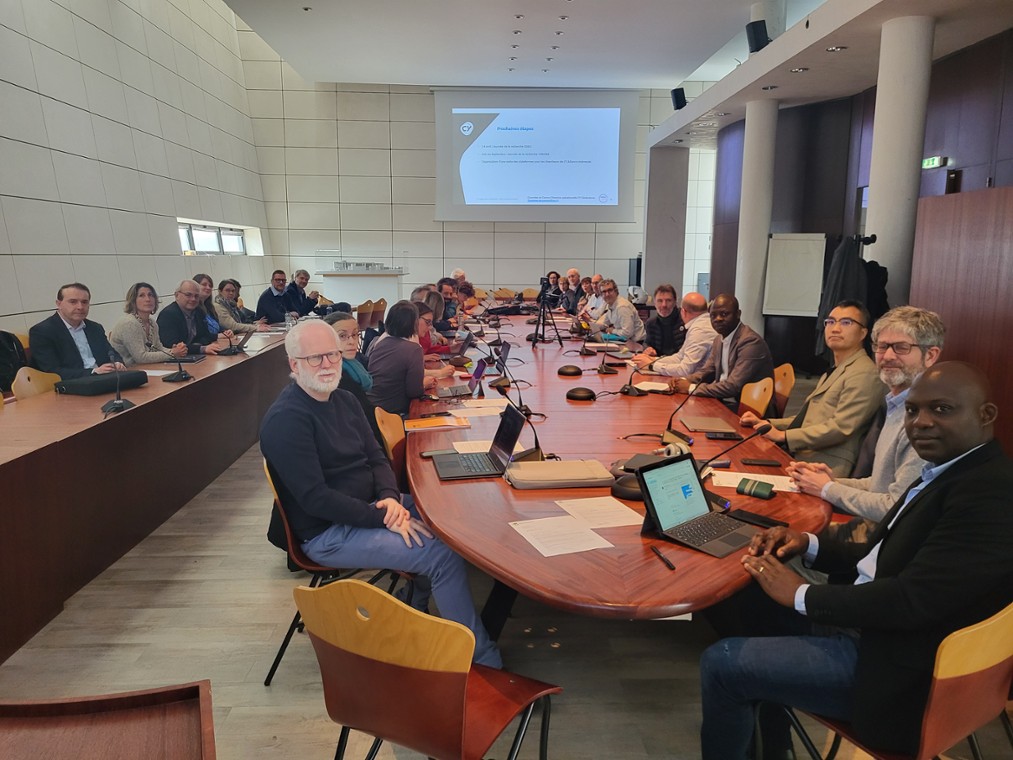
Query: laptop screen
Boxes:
[
  {"xmin": 639, "ymin": 455, "xmax": 710, "ymax": 531},
  {"xmin": 467, "ymin": 359, "xmax": 486, "ymax": 392},
  {"xmin": 489, "ymin": 404, "xmax": 526, "ymax": 467},
  {"xmin": 495, "ymin": 341, "xmax": 511, "ymax": 374}
]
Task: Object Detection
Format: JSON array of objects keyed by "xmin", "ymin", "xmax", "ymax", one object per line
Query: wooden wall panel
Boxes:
[{"xmin": 910, "ymin": 186, "xmax": 1013, "ymax": 449}]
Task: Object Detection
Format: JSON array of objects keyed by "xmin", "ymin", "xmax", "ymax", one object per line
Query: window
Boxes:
[{"xmin": 177, "ymin": 222, "xmax": 247, "ymax": 255}]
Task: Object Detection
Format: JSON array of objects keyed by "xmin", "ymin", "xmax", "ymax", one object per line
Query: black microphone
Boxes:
[
  {"xmin": 101, "ymin": 349, "xmax": 135, "ymax": 415},
  {"xmin": 663, "ymin": 382, "xmax": 699, "ymax": 445},
  {"xmin": 700, "ymin": 423, "xmax": 772, "ymax": 468},
  {"xmin": 495, "ymin": 386, "xmax": 544, "ymax": 461},
  {"xmin": 619, "ymin": 365, "xmax": 647, "ymax": 396},
  {"xmin": 577, "ymin": 325, "xmax": 595, "ymax": 356},
  {"xmin": 596, "ymin": 333, "xmax": 618, "ymax": 374},
  {"xmin": 147, "ymin": 342, "xmax": 192, "ymax": 383},
  {"xmin": 492, "ymin": 362, "xmax": 531, "ymax": 417}
]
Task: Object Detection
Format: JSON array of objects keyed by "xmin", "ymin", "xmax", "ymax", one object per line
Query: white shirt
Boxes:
[
  {"xmin": 60, "ymin": 315, "xmax": 98, "ymax": 370},
  {"xmin": 651, "ymin": 313, "xmax": 718, "ymax": 377}
]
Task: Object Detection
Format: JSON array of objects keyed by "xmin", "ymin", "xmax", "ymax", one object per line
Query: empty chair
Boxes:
[
  {"xmin": 369, "ymin": 298, "xmax": 387, "ymax": 329},
  {"xmin": 521, "ymin": 287, "xmax": 539, "ymax": 300},
  {"xmin": 778, "ymin": 600, "xmax": 1013, "ymax": 760},
  {"xmin": 493, "ymin": 288, "xmax": 515, "ymax": 301},
  {"xmin": 294, "ymin": 578, "xmax": 561, "ymax": 760},
  {"xmin": 773, "ymin": 363, "xmax": 796, "ymax": 416},
  {"xmin": 355, "ymin": 300, "xmax": 373, "ymax": 331},
  {"xmin": 12, "ymin": 367, "xmax": 61, "ymax": 400},
  {"xmin": 474, "ymin": 287, "xmax": 488, "ymax": 300},
  {"xmin": 738, "ymin": 377, "xmax": 774, "ymax": 419},
  {"xmin": 373, "ymin": 407, "xmax": 407, "ymax": 493}
]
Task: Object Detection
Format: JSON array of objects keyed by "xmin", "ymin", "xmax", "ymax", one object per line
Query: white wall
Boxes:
[{"xmin": 0, "ymin": 0, "xmax": 272, "ymax": 334}]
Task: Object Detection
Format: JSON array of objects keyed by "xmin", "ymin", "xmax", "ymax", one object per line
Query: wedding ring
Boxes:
[{"xmin": 758, "ymin": 566, "xmax": 765, "ymax": 573}]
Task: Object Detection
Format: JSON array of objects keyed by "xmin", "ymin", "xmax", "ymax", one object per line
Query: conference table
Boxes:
[
  {"xmin": 0, "ymin": 334, "xmax": 290, "ymax": 664},
  {"xmin": 407, "ymin": 327, "xmax": 830, "ymax": 632}
]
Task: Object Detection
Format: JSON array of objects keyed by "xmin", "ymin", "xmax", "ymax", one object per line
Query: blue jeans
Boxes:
[
  {"xmin": 302, "ymin": 499, "xmax": 502, "ymax": 669},
  {"xmin": 699, "ymin": 633, "xmax": 859, "ymax": 760}
]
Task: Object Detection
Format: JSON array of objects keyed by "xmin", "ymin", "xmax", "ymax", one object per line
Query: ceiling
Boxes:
[{"xmin": 224, "ymin": 0, "xmax": 823, "ymax": 90}]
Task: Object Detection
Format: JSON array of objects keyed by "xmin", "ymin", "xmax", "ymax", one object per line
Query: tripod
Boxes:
[{"xmin": 528, "ymin": 291, "xmax": 564, "ymax": 347}]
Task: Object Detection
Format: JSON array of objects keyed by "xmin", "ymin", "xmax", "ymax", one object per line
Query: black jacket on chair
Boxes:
[{"xmin": 29, "ymin": 313, "xmax": 113, "ymax": 379}]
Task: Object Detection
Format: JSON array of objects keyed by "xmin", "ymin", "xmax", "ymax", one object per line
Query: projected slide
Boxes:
[{"xmin": 451, "ymin": 108, "xmax": 620, "ymax": 206}]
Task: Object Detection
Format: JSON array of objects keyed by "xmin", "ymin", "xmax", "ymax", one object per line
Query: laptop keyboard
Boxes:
[
  {"xmin": 669, "ymin": 512, "xmax": 743, "ymax": 547},
  {"xmin": 459, "ymin": 452, "xmax": 495, "ymax": 472}
]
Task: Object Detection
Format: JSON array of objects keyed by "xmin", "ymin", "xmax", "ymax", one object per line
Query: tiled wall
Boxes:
[
  {"xmin": 0, "ymin": 0, "xmax": 272, "ymax": 334},
  {"xmin": 239, "ymin": 21, "xmax": 717, "ymax": 299}
]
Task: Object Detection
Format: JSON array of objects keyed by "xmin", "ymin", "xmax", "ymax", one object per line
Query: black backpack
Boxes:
[{"xmin": 0, "ymin": 331, "xmax": 27, "ymax": 393}]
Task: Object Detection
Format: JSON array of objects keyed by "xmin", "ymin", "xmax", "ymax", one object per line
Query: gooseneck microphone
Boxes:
[
  {"xmin": 700, "ymin": 423, "xmax": 772, "ymax": 468},
  {"xmin": 663, "ymin": 382, "xmax": 700, "ymax": 445},
  {"xmin": 147, "ymin": 342, "xmax": 192, "ymax": 383},
  {"xmin": 619, "ymin": 365, "xmax": 647, "ymax": 396},
  {"xmin": 577, "ymin": 328, "xmax": 596, "ymax": 357},
  {"xmin": 101, "ymin": 349, "xmax": 135, "ymax": 416},
  {"xmin": 492, "ymin": 358, "xmax": 532, "ymax": 417},
  {"xmin": 495, "ymin": 385, "xmax": 544, "ymax": 461}
]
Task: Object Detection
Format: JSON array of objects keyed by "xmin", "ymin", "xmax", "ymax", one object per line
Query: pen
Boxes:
[{"xmin": 651, "ymin": 545, "xmax": 676, "ymax": 571}]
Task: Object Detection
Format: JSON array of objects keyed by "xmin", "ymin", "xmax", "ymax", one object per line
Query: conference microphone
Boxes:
[
  {"xmin": 101, "ymin": 349, "xmax": 135, "ymax": 416},
  {"xmin": 577, "ymin": 327, "xmax": 595, "ymax": 356},
  {"xmin": 596, "ymin": 330, "xmax": 618, "ymax": 375},
  {"xmin": 700, "ymin": 423, "xmax": 772, "ymax": 468},
  {"xmin": 147, "ymin": 342, "xmax": 192, "ymax": 383},
  {"xmin": 492, "ymin": 363, "xmax": 532, "ymax": 418},
  {"xmin": 619, "ymin": 365, "xmax": 647, "ymax": 396},
  {"xmin": 663, "ymin": 382, "xmax": 700, "ymax": 446},
  {"xmin": 495, "ymin": 385, "xmax": 544, "ymax": 462}
]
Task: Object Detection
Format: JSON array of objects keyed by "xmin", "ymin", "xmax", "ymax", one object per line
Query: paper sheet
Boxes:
[
  {"xmin": 710, "ymin": 471, "xmax": 799, "ymax": 493},
  {"xmin": 142, "ymin": 369, "xmax": 176, "ymax": 377},
  {"xmin": 555, "ymin": 496, "xmax": 643, "ymax": 528},
  {"xmin": 634, "ymin": 381, "xmax": 671, "ymax": 392},
  {"xmin": 448, "ymin": 406, "xmax": 503, "ymax": 418},
  {"xmin": 461, "ymin": 398, "xmax": 509, "ymax": 408},
  {"xmin": 509, "ymin": 516, "xmax": 614, "ymax": 557},
  {"xmin": 452, "ymin": 440, "xmax": 524, "ymax": 454}
]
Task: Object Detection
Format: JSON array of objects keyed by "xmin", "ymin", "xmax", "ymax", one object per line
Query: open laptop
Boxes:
[
  {"xmin": 442, "ymin": 330, "xmax": 474, "ymax": 358},
  {"xmin": 164, "ymin": 354, "xmax": 206, "ymax": 364},
  {"xmin": 437, "ymin": 359, "xmax": 486, "ymax": 398},
  {"xmin": 217, "ymin": 331, "xmax": 255, "ymax": 356},
  {"xmin": 636, "ymin": 453, "xmax": 758, "ymax": 558},
  {"xmin": 432, "ymin": 404, "xmax": 527, "ymax": 480}
]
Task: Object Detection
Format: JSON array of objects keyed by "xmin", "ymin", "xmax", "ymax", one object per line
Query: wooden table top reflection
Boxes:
[{"xmin": 407, "ymin": 328, "xmax": 830, "ymax": 620}]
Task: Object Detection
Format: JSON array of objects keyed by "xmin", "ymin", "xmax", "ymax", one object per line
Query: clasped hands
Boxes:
[
  {"xmin": 375, "ymin": 498, "xmax": 433, "ymax": 547},
  {"xmin": 742, "ymin": 527, "xmax": 808, "ymax": 607},
  {"xmin": 740, "ymin": 411, "xmax": 787, "ymax": 443}
]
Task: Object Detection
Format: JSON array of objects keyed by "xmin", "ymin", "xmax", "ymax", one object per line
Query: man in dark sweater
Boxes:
[
  {"xmin": 642, "ymin": 284, "xmax": 685, "ymax": 358},
  {"xmin": 260, "ymin": 320, "xmax": 501, "ymax": 668}
]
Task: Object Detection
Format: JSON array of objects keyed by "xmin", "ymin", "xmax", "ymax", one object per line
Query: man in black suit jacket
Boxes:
[
  {"xmin": 698, "ymin": 362, "xmax": 1013, "ymax": 759},
  {"xmin": 157, "ymin": 280, "xmax": 223, "ymax": 356},
  {"xmin": 29, "ymin": 282, "xmax": 123, "ymax": 379},
  {"xmin": 282, "ymin": 269, "xmax": 322, "ymax": 317}
]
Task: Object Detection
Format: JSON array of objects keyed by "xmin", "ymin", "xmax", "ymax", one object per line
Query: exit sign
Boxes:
[{"xmin": 921, "ymin": 156, "xmax": 948, "ymax": 169}]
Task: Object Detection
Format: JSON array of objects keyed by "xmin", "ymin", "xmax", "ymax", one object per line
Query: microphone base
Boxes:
[
  {"xmin": 486, "ymin": 339, "xmax": 503, "ymax": 347},
  {"xmin": 619, "ymin": 385, "xmax": 647, "ymax": 396},
  {"xmin": 597, "ymin": 365, "xmax": 619, "ymax": 375},
  {"xmin": 101, "ymin": 398, "xmax": 135, "ymax": 415},
  {"xmin": 162, "ymin": 371, "xmax": 193, "ymax": 383},
  {"xmin": 578, "ymin": 347, "xmax": 596, "ymax": 356},
  {"xmin": 662, "ymin": 428, "xmax": 694, "ymax": 446},
  {"xmin": 511, "ymin": 446, "xmax": 544, "ymax": 463},
  {"xmin": 518, "ymin": 404, "xmax": 532, "ymax": 418},
  {"xmin": 489, "ymin": 377, "xmax": 511, "ymax": 389}
]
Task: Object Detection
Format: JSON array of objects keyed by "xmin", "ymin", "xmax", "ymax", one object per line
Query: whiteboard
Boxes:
[{"xmin": 762, "ymin": 233, "xmax": 826, "ymax": 317}]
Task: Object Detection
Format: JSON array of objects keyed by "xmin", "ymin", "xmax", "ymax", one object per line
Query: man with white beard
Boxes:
[{"xmin": 259, "ymin": 320, "xmax": 501, "ymax": 667}]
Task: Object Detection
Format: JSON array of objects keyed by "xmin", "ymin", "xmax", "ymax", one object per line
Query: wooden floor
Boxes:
[{"xmin": 0, "ymin": 438, "xmax": 1008, "ymax": 758}]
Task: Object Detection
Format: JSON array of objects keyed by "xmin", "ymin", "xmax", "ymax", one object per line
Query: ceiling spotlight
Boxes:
[
  {"xmin": 559, "ymin": 15, "xmax": 569, "ymax": 20},
  {"xmin": 514, "ymin": 14, "xmax": 524, "ymax": 19},
  {"xmin": 513, "ymin": 29, "xmax": 522, "ymax": 35},
  {"xmin": 302, "ymin": 5, "xmax": 311, "ymax": 9},
  {"xmin": 510, "ymin": 56, "xmax": 518, "ymax": 61},
  {"xmin": 511, "ymin": 44, "xmax": 519, "ymax": 49},
  {"xmin": 673, "ymin": 139, "xmax": 683, "ymax": 143},
  {"xmin": 546, "ymin": 57, "xmax": 554, "ymax": 62},
  {"xmin": 826, "ymin": 45, "xmax": 848, "ymax": 52},
  {"xmin": 508, "ymin": 68, "xmax": 515, "ymax": 71},
  {"xmin": 697, "ymin": 122, "xmax": 716, "ymax": 127},
  {"xmin": 790, "ymin": 67, "xmax": 809, "ymax": 73},
  {"xmin": 761, "ymin": 85, "xmax": 778, "ymax": 90},
  {"xmin": 554, "ymin": 30, "xmax": 564, "ymax": 36},
  {"xmin": 542, "ymin": 69, "xmax": 550, "ymax": 73},
  {"xmin": 551, "ymin": 45, "xmax": 560, "ymax": 50},
  {"xmin": 716, "ymin": 112, "xmax": 729, "ymax": 116}
]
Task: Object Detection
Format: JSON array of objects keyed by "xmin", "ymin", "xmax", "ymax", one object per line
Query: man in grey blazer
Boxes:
[
  {"xmin": 742, "ymin": 300, "xmax": 883, "ymax": 476},
  {"xmin": 669, "ymin": 294, "xmax": 774, "ymax": 411}
]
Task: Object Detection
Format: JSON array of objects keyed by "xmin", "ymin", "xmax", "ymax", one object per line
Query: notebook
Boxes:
[
  {"xmin": 433, "ymin": 404, "xmax": 526, "ymax": 480},
  {"xmin": 636, "ymin": 453, "xmax": 758, "ymax": 558},
  {"xmin": 437, "ymin": 359, "xmax": 486, "ymax": 398}
]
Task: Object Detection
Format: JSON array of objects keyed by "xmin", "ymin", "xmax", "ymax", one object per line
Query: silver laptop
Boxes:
[
  {"xmin": 636, "ymin": 453, "xmax": 757, "ymax": 558},
  {"xmin": 681, "ymin": 414, "xmax": 736, "ymax": 433},
  {"xmin": 433, "ymin": 404, "xmax": 526, "ymax": 480}
]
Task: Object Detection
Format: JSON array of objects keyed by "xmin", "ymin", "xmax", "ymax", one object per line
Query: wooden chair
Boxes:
[
  {"xmin": 294, "ymin": 578, "xmax": 561, "ymax": 760},
  {"xmin": 521, "ymin": 287, "xmax": 539, "ymax": 301},
  {"xmin": 374, "ymin": 407, "xmax": 407, "ymax": 493},
  {"xmin": 0, "ymin": 680, "xmax": 217, "ymax": 759},
  {"xmin": 14, "ymin": 333, "xmax": 28, "ymax": 350},
  {"xmin": 368, "ymin": 298, "xmax": 387, "ymax": 329},
  {"xmin": 780, "ymin": 601, "xmax": 1013, "ymax": 760},
  {"xmin": 738, "ymin": 377, "xmax": 774, "ymax": 419},
  {"xmin": 355, "ymin": 300, "xmax": 373, "ymax": 331},
  {"xmin": 773, "ymin": 363, "xmax": 796, "ymax": 416},
  {"xmin": 261, "ymin": 460, "xmax": 410, "ymax": 686},
  {"xmin": 493, "ymin": 287, "xmax": 515, "ymax": 301},
  {"xmin": 12, "ymin": 367, "xmax": 60, "ymax": 400},
  {"xmin": 474, "ymin": 287, "xmax": 488, "ymax": 300}
]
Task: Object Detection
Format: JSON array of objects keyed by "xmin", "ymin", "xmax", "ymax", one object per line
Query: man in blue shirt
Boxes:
[{"xmin": 29, "ymin": 282, "xmax": 124, "ymax": 378}]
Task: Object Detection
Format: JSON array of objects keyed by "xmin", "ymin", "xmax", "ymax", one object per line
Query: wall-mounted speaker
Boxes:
[
  {"xmin": 746, "ymin": 20, "xmax": 770, "ymax": 53},
  {"xmin": 671, "ymin": 88, "xmax": 687, "ymax": 111}
]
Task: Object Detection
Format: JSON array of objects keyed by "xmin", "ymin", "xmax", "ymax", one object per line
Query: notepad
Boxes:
[{"xmin": 404, "ymin": 416, "xmax": 471, "ymax": 431}]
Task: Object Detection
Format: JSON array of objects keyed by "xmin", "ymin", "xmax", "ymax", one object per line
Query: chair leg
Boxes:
[
  {"xmin": 334, "ymin": 726, "xmax": 350, "ymax": 760},
  {"xmin": 363, "ymin": 737, "xmax": 383, "ymax": 760},
  {"xmin": 1001, "ymin": 709, "xmax": 1013, "ymax": 750},
  {"xmin": 505, "ymin": 703, "xmax": 536, "ymax": 760},
  {"xmin": 538, "ymin": 696, "xmax": 553, "ymax": 760},
  {"xmin": 263, "ymin": 608, "xmax": 302, "ymax": 686},
  {"xmin": 966, "ymin": 732, "xmax": 984, "ymax": 760},
  {"xmin": 781, "ymin": 705, "xmax": 828, "ymax": 760}
]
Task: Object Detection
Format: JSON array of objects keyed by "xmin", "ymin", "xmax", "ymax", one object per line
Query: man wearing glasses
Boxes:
[
  {"xmin": 260, "ymin": 320, "xmax": 502, "ymax": 668},
  {"xmin": 740, "ymin": 300, "xmax": 882, "ymax": 476},
  {"xmin": 583, "ymin": 277, "xmax": 646, "ymax": 342},
  {"xmin": 157, "ymin": 280, "xmax": 226, "ymax": 355}
]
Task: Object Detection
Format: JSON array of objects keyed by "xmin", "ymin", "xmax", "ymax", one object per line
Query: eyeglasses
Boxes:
[
  {"xmin": 335, "ymin": 331, "xmax": 361, "ymax": 342},
  {"xmin": 294, "ymin": 351, "xmax": 341, "ymax": 367},
  {"xmin": 872, "ymin": 341, "xmax": 922, "ymax": 355},
  {"xmin": 421, "ymin": 317, "xmax": 434, "ymax": 326},
  {"xmin": 177, "ymin": 291, "xmax": 200, "ymax": 299},
  {"xmin": 824, "ymin": 317, "xmax": 865, "ymax": 329},
  {"xmin": 600, "ymin": 287, "xmax": 617, "ymax": 294}
]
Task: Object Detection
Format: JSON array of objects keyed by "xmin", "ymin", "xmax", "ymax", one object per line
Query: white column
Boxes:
[
  {"xmin": 751, "ymin": 0, "xmax": 786, "ymax": 41},
  {"xmin": 734, "ymin": 98, "xmax": 778, "ymax": 335},
  {"xmin": 864, "ymin": 16, "xmax": 935, "ymax": 306}
]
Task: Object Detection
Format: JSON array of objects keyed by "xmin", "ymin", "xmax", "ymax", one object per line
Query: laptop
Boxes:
[
  {"xmin": 636, "ymin": 453, "xmax": 758, "ymax": 558},
  {"xmin": 681, "ymin": 414, "xmax": 737, "ymax": 433},
  {"xmin": 437, "ymin": 359, "xmax": 486, "ymax": 398},
  {"xmin": 432, "ymin": 404, "xmax": 527, "ymax": 480},
  {"xmin": 217, "ymin": 331, "xmax": 255, "ymax": 356},
  {"xmin": 442, "ymin": 330, "xmax": 474, "ymax": 358}
]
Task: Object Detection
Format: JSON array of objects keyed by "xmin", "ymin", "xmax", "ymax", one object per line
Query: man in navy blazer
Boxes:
[
  {"xmin": 282, "ymin": 269, "xmax": 322, "ymax": 317},
  {"xmin": 29, "ymin": 282, "xmax": 123, "ymax": 379},
  {"xmin": 698, "ymin": 362, "xmax": 1013, "ymax": 758}
]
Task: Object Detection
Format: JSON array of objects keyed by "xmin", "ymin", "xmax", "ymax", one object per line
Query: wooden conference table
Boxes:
[
  {"xmin": 407, "ymin": 331, "xmax": 830, "ymax": 628},
  {"xmin": 0, "ymin": 335, "xmax": 289, "ymax": 664}
]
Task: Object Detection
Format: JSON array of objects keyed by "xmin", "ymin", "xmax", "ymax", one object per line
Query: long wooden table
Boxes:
[
  {"xmin": 407, "ymin": 331, "xmax": 830, "ymax": 624},
  {"xmin": 0, "ymin": 335, "xmax": 289, "ymax": 663}
]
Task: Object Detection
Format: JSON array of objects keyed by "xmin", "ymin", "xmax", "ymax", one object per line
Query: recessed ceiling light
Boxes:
[
  {"xmin": 542, "ymin": 68, "xmax": 550, "ymax": 73},
  {"xmin": 511, "ymin": 44, "xmax": 519, "ymax": 49},
  {"xmin": 554, "ymin": 30, "xmax": 564, "ymax": 36},
  {"xmin": 302, "ymin": 5, "xmax": 311, "ymax": 9},
  {"xmin": 510, "ymin": 56, "xmax": 518, "ymax": 61},
  {"xmin": 508, "ymin": 68, "xmax": 515, "ymax": 71},
  {"xmin": 688, "ymin": 131, "xmax": 698, "ymax": 135},
  {"xmin": 761, "ymin": 85, "xmax": 778, "ymax": 90},
  {"xmin": 826, "ymin": 45, "xmax": 848, "ymax": 52},
  {"xmin": 716, "ymin": 112, "xmax": 729, "ymax": 116},
  {"xmin": 673, "ymin": 139, "xmax": 683, "ymax": 143},
  {"xmin": 790, "ymin": 67, "xmax": 809, "ymax": 73},
  {"xmin": 515, "ymin": 14, "xmax": 524, "ymax": 19},
  {"xmin": 697, "ymin": 122, "xmax": 716, "ymax": 127},
  {"xmin": 546, "ymin": 57, "xmax": 554, "ymax": 62},
  {"xmin": 513, "ymin": 29, "xmax": 522, "ymax": 35},
  {"xmin": 550, "ymin": 45, "xmax": 560, "ymax": 50},
  {"xmin": 559, "ymin": 15, "xmax": 569, "ymax": 20}
]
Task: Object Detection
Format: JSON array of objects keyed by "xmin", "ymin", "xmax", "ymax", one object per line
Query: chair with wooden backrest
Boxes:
[
  {"xmin": 294, "ymin": 578, "xmax": 561, "ymax": 760},
  {"xmin": 14, "ymin": 333, "xmax": 29, "ymax": 350},
  {"xmin": 493, "ymin": 287, "xmax": 515, "ymax": 301},
  {"xmin": 12, "ymin": 367, "xmax": 61, "ymax": 400},
  {"xmin": 355, "ymin": 300, "xmax": 373, "ymax": 331},
  {"xmin": 773, "ymin": 363, "xmax": 796, "ymax": 416},
  {"xmin": 780, "ymin": 600, "xmax": 1013, "ymax": 760},
  {"xmin": 261, "ymin": 460, "xmax": 411, "ymax": 686},
  {"xmin": 521, "ymin": 287, "xmax": 539, "ymax": 301},
  {"xmin": 738, "ymin": 377, "xmax": 774, "ymax": 419},
  {"xmin": 374, "ymin": 407, "xmax": 407, "ymax": 493},
  {"xmin": 368, "ymin": 298, "xmax": 386, "ymax": 329},
  {"xmin": 474, "ymin": 287, "xmax": 488, "ymax": 300}
]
